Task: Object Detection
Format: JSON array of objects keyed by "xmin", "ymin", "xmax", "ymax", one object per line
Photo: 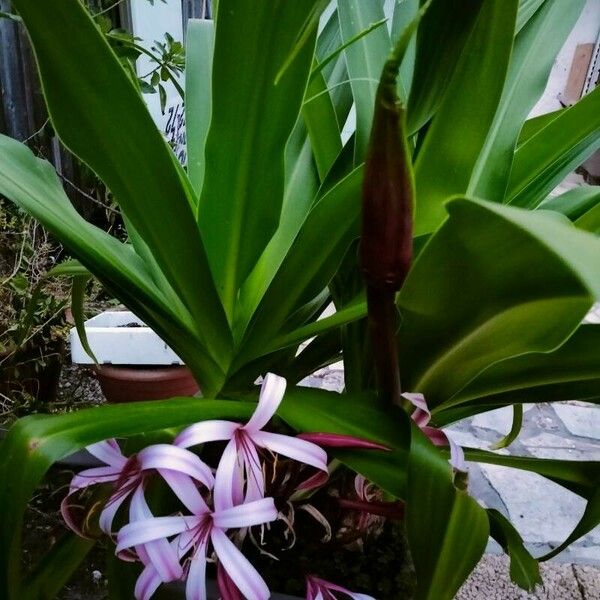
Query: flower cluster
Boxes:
[{"xmin": 62, "ymin": 373, "xmax": 374, "ymax": 600}]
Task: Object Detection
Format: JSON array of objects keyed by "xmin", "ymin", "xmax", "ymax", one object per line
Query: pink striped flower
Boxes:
[
  {"xmin": 402, "ymin": 392, "xmax": 466, "ymax": 471},
  {"xmin": 116, "ymin": 453, "xmax": 279, "ymax": 600},
  {"xmin": 174, "ymin": 373, "xmax": 328, "ymax": 507},
  {"xmin": 305, "ymin": 576, "xmax": 375, "ymax": 600},
  {"xmin": 61, "ymin": 439, "xmax": 214, "ymax": 536}
]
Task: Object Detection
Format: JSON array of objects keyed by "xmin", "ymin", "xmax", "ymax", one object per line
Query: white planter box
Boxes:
[{"xmin": 70, "ymin": 311, "xmax": 183, "ymax": 366}]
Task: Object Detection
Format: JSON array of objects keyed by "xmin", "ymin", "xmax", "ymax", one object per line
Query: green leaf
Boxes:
[
  {"xmin": 487, "ymin": 509, "xmax": 541, "ymax": 590},
  {"xmin": 516, "ymin": 0, "xmax": 546, "ymax": 32},
  {"xmin": 436, "ymin": 324, "xmax": 600, "ymax": 421},
  {"xmin": 469, "ymin": 0, "xmax": 584, "ymax": 201},
  {"xmin": 413, "ymin": 0, "xmax": 518, "ymax": 236},
  {"xmin": 263, "ymin": 295, "xmax": 366, "ymax": 355},
  {"xmin": 517, "ymin": 108, "xmax": 564, "ymax": 147},
  {"xmin": 46, "ymin": 259, "xmax": 89, "ymax": 279},
  {"xmin": 508, "ymin": 86, "xmax": 600, "ymax": 208},
  {"xmin": 539, "ymin": 487, "xmax": 600, "ymax": 561},
  {"xmin": 310, "ymin": 17, "xmax": 388, "ymax": 85},
  {"xmin": 390, "ymin": 0, "xmax": 419, "ymax": 95},
  {"xmin": 407, "ymin": 0, "xmax": 484, "ymax": 134},
  {"xmin": 337, "ymin": 0, "xmax": 391, "ymax": 163},
  {"xmin": 185, "ymin": 19, "xmax": 214, "ymax": 197},
  {"xmin": 21, "ymin": 534, "xmax": 94, "ymax": 600},
  {"xmin": 491, "ymin": 404, "xmax": 523, "ymax": 450},
  {"xmin": 538, "ymin": 185, "xmax": 600, "ymax": 235},
  {"xmin": 198, "ymin": 1, "xmax": 322, "ymax": 316},
  {"xmin": 464, "ymin": 449, "xmax": 600, "ymax": 557},
  {"xmin": 303, "ymin": 65, "xmax": 343, "ymax": 180},
  {"xmin": 71, "ymin": 275, "xmax": 98, "ymax": 363},
  {"xmin": 10, "ymin": 0, "xmax": 231, "ymax": 371},
  {"xmin": 538, "ymin": 185, "xmax": 600, "ymax": 221},
  {"xmin": 407, "ymin": 425, "xmax": 489, "ymax": 600},
  {"xmin": 398, "ymin": 199, "xmax": 600, "ymax": 409},
  {"xmin": 0, "ymin": 134, "xmax": 226, "ymax": 395},
  {"xmin": 234, "ymin": 122, "xmax": 321, "ymax": 335},
  {"xmin": 237, "ymin": 166, "xmax": 363, "ymax": 366},
  {"xmin": 0, "ymin": 11, "xmax": 22, "ymax": 22},
  {"xmin": 463, "ymin": 449, "xmax": 599, "ymax": 496}
]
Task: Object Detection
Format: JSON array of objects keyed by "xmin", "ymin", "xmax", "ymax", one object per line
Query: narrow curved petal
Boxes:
[
  {"xmin": 138, "ymin": 444, "xmax": 214, "ymax": 489},
  {"xmin": 239, "ymin": 437, "xmax": 265, "ymax": 503},
  {"xmin": 116, "ymin": 516, "xmax": 196, "ymax": 553},
  {"xmin": 420, "ymin": 427, "xmax": 467, "ymax": 472},
  {"xmin": 135, "ymin": 564, "xmax": 163, "ymax": 600},
  {"xmin": 243, "ymin": 373, "xmax": 287, "ymax": 434},
  {"xmin": 174, "ymin": 420, "xmax": 238, "ymax": 449},
  {"xmin": 446, "ymin": 433, "xmax": 467, "ymax": 472},
  {"xmin": 211, "ymin": 528, "xmax": 271, "ymax": 600},
  {"xmin": 86, "ymin": 439, "xmax": 127, "ymax": 467},
  {"xmin": 185, "ymin": 540, "xmax": 208, "ymax": 600},
  {"xmin": 297, "ymin": 432, "xmax": 390, "ymax": 451},
  {"xmin": 213, "ymin": 439, "xmax": 240, "ymax": 512},
  {"xmin": 128, "ymin": 486, "xmax": 183, "ymax": 582},
  {"xmin": 213, "ymin": 497, "xmax": 277, "ymax": 530},
  {"xmin": 402, "ymin": 392, "xmax": 430, "ymax": 427},
  {"xmin": 99, "ymin": 487, "xmax": 131, "ymax": 534},
  {"xmin": 69, "ymin": 465, "xmax": 121, "ymax": 493},
  {"xmin": 217, "ymin": 562, "xmax": 243, "ymax": 600},
  {"xmin": 308, "ymin": 576, "xmax": 376, "ymax": 600},
  {"xmin": 160, "ymin": 469, "xmax": 210, "ymax": 515},
  {"xmin": 251, "ymin": 431, "xmax": 327, "ymax": 472}
]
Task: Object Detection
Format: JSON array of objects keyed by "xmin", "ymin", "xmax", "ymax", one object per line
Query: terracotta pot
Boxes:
[{"xmin": 94, "ymin": 365, "xmax": 199, "ymax": 403}]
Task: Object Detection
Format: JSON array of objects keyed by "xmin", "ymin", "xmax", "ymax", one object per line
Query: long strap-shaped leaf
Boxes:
[
  {"xmin": 469, "ymin": 0, "xmax": 584, "ymax": 202},
  {"xmin": 11, "ymin": 0, "xmax": 231, "ymax": 364},
  {"xmin": 508, "ymin": 85, "xmax": 600, "ymax": 208},
  {"xmin": 407, "ymin": 425, "xmax": 489, "ymax": 600},
  {"xmin": 434, "ymin": 324, "xmax": 600, "ymax": 420},
  {"xmin": 337, "ymin": 0, "xmax": 391, "ymax": 163},
  {"xmin": 539, "ymin": 185, "xmax": 600, "ymax": 235},
  {"xmin": 487, "ymin": 509, "xmax": 541, "ymax": 590},
  {"xmin": 0, "ymin": 134, "xmax": 226, "ymax": 395},
  {"xmin": 198, "ymin": 0, "xmax": 322, "ymax": 317},
  {"xmin": 413, "ymin": 0, "xmax": 518, "ymax": 236},
  {"xmin": 406, "ymin": 0, "xmax": 484, "ymax": 134},
  {"xmin": 398, "ymin": 198, "xmax": 600, "ymax": 408},
  {"xmin": 185, "ymin": 19, "xmax": 214, "ymax": 198},
  {"xmin": 236, "ymin": 166, "xmax": 363, "ymax": 366}
]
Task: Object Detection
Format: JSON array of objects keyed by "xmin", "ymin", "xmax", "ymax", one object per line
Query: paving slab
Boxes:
[
  {"xmin": 573, "ymin": 565, "xmax": 600, "ymax": 600},
  {"xmin": 457, "ymin": 555, "xmax": 590, "ymax": 600},
  {"xmin": 477, "ymin": 464, "xmax": 591, "ymax": 545},
  {"xmin": 523, "ymin": 432, "xmax": 600, "ymax": 460},
  {"xmin": 553, "ymin": 404, "xmax": 600, "ymax": 440}
]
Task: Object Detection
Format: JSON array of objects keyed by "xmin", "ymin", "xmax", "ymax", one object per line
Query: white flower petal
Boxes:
[
  {"xmin": 211, "ymin": 528, "xmax": 271, "ymax": 600},
  {"xmin": 251, "ymin": 431, "xmax": 327, "ymax": 472},
  {"xmin": 244, "ymin": 373, "xmax": 286, "ymax": 434},
  {"xmin": 174, "ymin": 420, "xmax": 238, "ymax": 449}
]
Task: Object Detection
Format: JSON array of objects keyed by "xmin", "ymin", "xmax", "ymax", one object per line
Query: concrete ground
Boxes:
[{"xmin": 458, "ymin": 555, "xmax": 600, "ymax": 600}]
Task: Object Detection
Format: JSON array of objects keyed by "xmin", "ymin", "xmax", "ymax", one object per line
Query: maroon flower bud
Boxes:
[{"xmin": 360, "ymin": 45, "xmax": 415, "ymax": 292}]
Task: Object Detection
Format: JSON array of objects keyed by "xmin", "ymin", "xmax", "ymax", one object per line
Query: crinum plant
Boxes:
[{"xmin": 1, "ymin": 0, "xmax": 600, "ymax": 598}]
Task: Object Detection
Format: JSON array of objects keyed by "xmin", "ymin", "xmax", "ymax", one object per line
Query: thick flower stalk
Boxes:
[
  {"xmin": 305, "ymin": 575, "xmax": 375, "ymax": 600},
  {"xmin": 360, "ymin": 23, "xmax": 416, "ymax": 409}
]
